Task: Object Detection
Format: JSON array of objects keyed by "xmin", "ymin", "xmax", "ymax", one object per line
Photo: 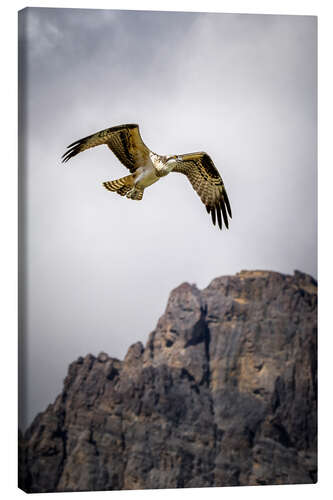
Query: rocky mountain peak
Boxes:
[{"xmin": 19, "ymin": 270, "xmax": 317, "ymax": 492}]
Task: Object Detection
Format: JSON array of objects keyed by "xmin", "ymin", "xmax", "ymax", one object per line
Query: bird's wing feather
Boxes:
[
  {"xmin": 62, "ymin": 124, "xmax": 151, "ymax": 172},
  {"xmin": 172, "ymin": 152, "xmax": 232, "ymax": 229}
]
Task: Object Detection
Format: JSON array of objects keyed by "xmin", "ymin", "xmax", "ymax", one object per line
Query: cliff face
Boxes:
[{"xmin": 19, "ymin": 270, "xmax": 317, "ymax": 492}]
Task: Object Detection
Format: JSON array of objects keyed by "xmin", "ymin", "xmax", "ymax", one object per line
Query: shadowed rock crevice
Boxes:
[
  {"xmin": 19, "ymin": 270, "xmax": 317, "ymax": 492},
  {"xmin": 184, "ymin": 307, "xmax": 208, "ymax": 348}
]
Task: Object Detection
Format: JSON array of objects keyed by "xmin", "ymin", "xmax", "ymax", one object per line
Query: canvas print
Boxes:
[{"xmin": 18, "ymin": 8, "xmax": 317, "ymax": 492}]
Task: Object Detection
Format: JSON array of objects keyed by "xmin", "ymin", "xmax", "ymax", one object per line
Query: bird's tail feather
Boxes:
[
  {"xmin": 103, "ymin": 175, "xmax": 143, "ymax": 200},
  {"xmin": 103, "ymin": 174, "xmax": 134, "ymax": 193}
]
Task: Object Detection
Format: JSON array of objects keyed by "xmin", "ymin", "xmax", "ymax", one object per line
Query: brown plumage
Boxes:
[
  {"xmin": 62, "ymin": 124, "xmax": 150, "ymax": 171},
  {"xmin": 62, "ymin": 123, "xmax": 232, "ymax": 230},
  {"xmin": 173, "ymin": 153, "xmax": 232, "ymax": 229}
]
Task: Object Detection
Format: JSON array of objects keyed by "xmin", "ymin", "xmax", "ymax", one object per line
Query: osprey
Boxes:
[{"xmin": 62, "ymin": 124, "xmax": 232, "ymax": 229}]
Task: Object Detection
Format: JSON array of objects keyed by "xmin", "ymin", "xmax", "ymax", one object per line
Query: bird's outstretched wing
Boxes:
[
  {"xmin": 172, "ymin": 152, "xmax": 232, "ymax": 229},
  {"xmin": 61, "ymin": 124, "xmax": 150, "ymax": 172}
]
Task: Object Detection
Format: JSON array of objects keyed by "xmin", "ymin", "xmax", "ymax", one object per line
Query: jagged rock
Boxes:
[{"xmin": 19, "ymin": 270, "xmax": 317, "ymax": 492}]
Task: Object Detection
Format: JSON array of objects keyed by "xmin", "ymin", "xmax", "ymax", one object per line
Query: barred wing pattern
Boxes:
[
  {"xmin": 173, "ymin": 152, "xmax": 232, "ymax": 230},
  {"xmin": 62, "ymin": 124, "xmax": 150, "ymax": 172}
]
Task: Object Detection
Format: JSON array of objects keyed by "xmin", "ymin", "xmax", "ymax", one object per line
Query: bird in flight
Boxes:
[{"xmin": 62, "ymin": 124, "xmax": 232, "ymax": 229}]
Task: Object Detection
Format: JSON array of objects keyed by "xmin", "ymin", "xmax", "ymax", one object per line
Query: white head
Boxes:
[{"xmin": 166, "ymin": 155, "xmax": 182, "ymax": 166}]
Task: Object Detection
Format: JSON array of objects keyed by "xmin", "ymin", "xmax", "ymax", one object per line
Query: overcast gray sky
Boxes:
[{"xmin": 19, "ymin": 8, "xmax": 317, "ymax": 429}]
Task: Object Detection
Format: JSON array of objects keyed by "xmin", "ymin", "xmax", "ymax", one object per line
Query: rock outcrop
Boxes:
[{"xmin": 19, "ymin": 270, "xmax": 317, "ymax": 492}]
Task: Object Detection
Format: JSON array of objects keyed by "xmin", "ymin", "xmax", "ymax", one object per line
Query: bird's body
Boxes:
[
  {"xmin": 62, "ymin": 124, "xmax": 232, "ymax": 229},
  {"xmin": 134, "ymin": 155, "xmax": 161, "ymax": 188},
  {"xmin": 124, "ymin": 161, "xmax": 160, "ymax": 200}
]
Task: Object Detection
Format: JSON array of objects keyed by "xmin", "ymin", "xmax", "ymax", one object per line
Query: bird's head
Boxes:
[{"xmin": 166, "ymin": 155, "xmax": 182, "ymax": 165}]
